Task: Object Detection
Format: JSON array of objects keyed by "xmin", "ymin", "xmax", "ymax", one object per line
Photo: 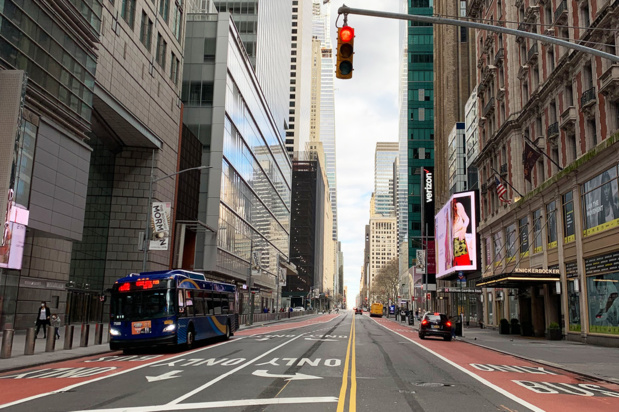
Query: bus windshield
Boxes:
[{"xmin": 111, "ymin": 289, "xmax": 176, "ymax": 321}]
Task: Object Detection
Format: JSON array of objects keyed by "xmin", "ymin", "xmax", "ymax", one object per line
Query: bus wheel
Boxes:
[{"xmin": 186, "ymin": 326, "xmax": 195, "ymax": 349}]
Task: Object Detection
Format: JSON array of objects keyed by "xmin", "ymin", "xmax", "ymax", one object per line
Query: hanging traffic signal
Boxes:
[{"xmin": 336, "ymin": 26, "xmax": 355, "ymax": 79}]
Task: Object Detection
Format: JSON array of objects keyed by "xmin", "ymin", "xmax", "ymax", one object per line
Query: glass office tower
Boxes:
[{"xmin": 407, "ymin": 0, "xmax": 434, "ymax": 267}]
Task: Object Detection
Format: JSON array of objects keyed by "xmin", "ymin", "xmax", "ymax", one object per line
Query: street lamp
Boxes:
[{"xmin": 142, "ymin": 165, "xmax": 212, "ymax": 272}]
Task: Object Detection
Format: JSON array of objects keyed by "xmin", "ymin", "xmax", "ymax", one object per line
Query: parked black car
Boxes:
[{"xmin": 418, "ymin": 312, "xmax": 452, "ymax": 341}]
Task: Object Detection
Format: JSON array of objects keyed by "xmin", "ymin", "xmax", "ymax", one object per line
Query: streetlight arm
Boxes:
[
  {"xmin": 142, "ymin": 165, "xmax": 213, "ymax": 272},
  {"xmin": 152, "ymin": 165, "xmax": 212, "ymax": 183}
]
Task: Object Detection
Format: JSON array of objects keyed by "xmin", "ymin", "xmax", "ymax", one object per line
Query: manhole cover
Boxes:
[{"xmin": 412, "ymin": 382, "xmax": 453, "ymax": 387}]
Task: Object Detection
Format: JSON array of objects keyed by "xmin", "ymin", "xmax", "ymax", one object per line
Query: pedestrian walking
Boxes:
[
  {"xmin": 35, "ymin": 301, "xmax": 51, "ymax": 339},
  {"xmin": 51, "ymin": 313, "xmax": 61, "ymax": 339}
]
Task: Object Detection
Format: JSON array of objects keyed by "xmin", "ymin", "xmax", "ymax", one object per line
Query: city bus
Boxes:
[
  {"xmin": 109, "ymin": 270, "xmax": 237, "ymax": 352},
  {"xmin": 370, "ymin": 302, "xmax": 384, "ymax": 317}
]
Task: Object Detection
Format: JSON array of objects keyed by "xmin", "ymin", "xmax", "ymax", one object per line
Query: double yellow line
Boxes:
[{"xmin": 337, "ymin": 314, "xmax": 356, "ymax": 411}]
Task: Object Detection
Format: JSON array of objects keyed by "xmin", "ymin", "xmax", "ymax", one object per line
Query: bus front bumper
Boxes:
[{"xmin": 109, "ymin": 334, "xmax": 177, "ymax": 350}]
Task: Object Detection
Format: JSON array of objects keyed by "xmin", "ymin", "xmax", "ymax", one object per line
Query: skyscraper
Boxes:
[
  {"xmin": 312, "ymin": 0, "xmax": 338, "ymax": 241},
  {"xmin": 406, "ymin": 0, "xmax": 435, "ymax": 268},
  {"xmin": 374, "ymin": 142, "xmax": 399, "ymax": 217}
]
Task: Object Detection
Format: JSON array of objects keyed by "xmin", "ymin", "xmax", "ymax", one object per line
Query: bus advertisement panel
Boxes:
[
  {"xmin": 435, "ymin": 191, "xmax": 478, "ymax": 279},
  {"xmin": 109, "ymin": 270, "xmax": 237, "ymax": 352}
]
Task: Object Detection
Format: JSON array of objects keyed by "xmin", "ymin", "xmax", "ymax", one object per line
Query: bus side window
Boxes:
[
  {"xmin": 195, "ymin": 291, "xmax": 205, "ymax": 316},
  {"xmin": 213, "ymin": 293, "xmax": 222, "ymax": 315},
  {"xmin": 185, "ymin": 290, "xmax": 195, "ymax": 316},
  {"xmin": 177, "ymin": 290, "xmax": 185, "ymax": 315},
  {"xmin": 205, "ymin": 291, "xmax": 213, "ymax": 315}
]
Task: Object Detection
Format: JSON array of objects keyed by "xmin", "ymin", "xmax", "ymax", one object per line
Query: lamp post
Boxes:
[{"xmin": 142, "ymin": 165, "xmax": 212, "ymax": 272}]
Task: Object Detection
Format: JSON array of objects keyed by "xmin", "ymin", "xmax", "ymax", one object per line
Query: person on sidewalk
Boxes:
[
  {"xmin": 35, "ymin": 301, "xmax": 51, "ymax": 339},
  {"xmin": 51, "ymin": 313, "xmax": 61, "ymax": 339}
]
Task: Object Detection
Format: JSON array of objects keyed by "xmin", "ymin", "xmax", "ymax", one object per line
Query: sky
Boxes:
[{"xmin": 328, "ymin": 0, "xmax": 402, "ymax": 306}]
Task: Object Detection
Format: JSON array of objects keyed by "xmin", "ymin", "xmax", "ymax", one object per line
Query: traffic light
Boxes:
[{"xmin": 336, "ymin": 26, "xmax": 355, "ymax": 79}]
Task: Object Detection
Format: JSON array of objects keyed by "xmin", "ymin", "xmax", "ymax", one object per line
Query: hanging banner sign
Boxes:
[{"xmin": 149, "ymin": 202, "xmax": 171, "ymax": 251}]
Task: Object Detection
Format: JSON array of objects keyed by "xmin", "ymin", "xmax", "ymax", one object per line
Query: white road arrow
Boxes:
[
  {"xmin": 304, "ymin": 338, "xmax": 338, "ymax": 342},
  {"xmin": 145, "ymin": 370, "xmax": 183, "ymax": 382},
  {"xmin": 252, "ymin": 369, "xmax": 322, "ymax": 381},
  {"xmin": 255, "ymin": 338, "xmax": 270, "ymax": 341}
]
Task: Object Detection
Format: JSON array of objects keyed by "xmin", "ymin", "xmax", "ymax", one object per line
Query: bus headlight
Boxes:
[
  {"xmin": 109, "ymin": 328, "xmax": 121, "ymax": 336},
  {"xmin": 162, "ymin": 324, "xmax": 176, "ymax": 332}
]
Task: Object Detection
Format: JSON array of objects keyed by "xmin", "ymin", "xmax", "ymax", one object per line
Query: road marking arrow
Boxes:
[
  {"xmin": 252, "ymin": 370, "xmax": 322, "ymax": 381},
  {"xmin": 145, "ymin": 370, "xmax": 183, "ymax": 382},
  {"xmin": 304, "ymin": 338, "xmax": 338, "ymax": 342},
  {"xmin": 256, "ymin": 338, "xmax": 270, "ymax": 341}
]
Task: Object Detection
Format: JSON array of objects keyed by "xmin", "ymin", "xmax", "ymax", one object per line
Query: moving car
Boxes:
[
  {"xmin": 355, "ymin": 307, "xmax": 363, "ymax": 315},
  {"xmin": 292, "ymin": 306, "xmax": 305, "ymax": 312},
  {"xmin": 418, "ymin": 312, "xmax": 452, "ymax": 341}
]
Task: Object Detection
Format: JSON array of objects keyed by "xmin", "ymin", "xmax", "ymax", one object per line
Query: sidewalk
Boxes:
[
  {"xmin": 0, "ymin": 313, "xmax": 325, "ymax": 373},
  {"xmin": 390, "ymin": 316, "xmax": 619, "ymax": 385}
]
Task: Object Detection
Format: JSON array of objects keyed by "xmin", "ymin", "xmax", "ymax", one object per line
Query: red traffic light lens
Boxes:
[{"xmin": 340, "ymin": 26, "xmax": 354, "ymax": 42}]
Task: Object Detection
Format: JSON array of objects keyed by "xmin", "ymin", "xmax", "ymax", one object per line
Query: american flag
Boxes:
[{"xmin": 495, "ymin": 175, "xmax": 511, "ymax": 204}]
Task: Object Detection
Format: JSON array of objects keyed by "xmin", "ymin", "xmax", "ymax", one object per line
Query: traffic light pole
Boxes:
[{"xmin": 337, "ymin": 6, "xmax": 619, "ymax": 63}]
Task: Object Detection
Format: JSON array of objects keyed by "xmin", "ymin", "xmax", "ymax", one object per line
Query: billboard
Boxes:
[{"xmin": 435, "ymin": 191, "xmax": 477, "ymax": 279}]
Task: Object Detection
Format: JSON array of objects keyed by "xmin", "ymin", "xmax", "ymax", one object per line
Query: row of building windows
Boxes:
[
  {"xmin": 0, "ymin": 1, "xmax": 97, "ymax": 122},
  {"xmin": 119, "ymin": 0, "xmax": 182, "ymax": 85},
  {"xmin": 485, "ymin": 164, "xmax": 619, "ymax": 266}
]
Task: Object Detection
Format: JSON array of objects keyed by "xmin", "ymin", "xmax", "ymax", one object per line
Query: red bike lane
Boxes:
[
  {"xmin": 374, "ymin": 318, "xmax": 619, "ymax": 412},
  {"xmin": 0, "ymin": 313, "xmax": 339, "ymax": 407}
]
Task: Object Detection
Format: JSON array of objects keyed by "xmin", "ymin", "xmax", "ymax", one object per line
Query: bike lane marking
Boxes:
[{"xmin": 375, "ymin": 318, "xmax": 619, "ymax": 412}]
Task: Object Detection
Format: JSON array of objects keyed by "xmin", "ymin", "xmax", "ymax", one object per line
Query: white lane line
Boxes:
[
  {"xmin": 72, "ymin": 396, "xmax": 339, "ymax": 412},
  {"xmin": 374, "ymin": 321, "xmax": 545, "ymax": 412},
  {"xmin": 0, "ymin": 337, "xmax": 245, "ymax": 410},
  {"xmin": 167, "ymin": 332, "xmax": 307, "ymax": 405}
]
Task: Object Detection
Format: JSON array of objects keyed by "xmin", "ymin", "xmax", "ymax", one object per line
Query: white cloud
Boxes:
[{"xmin": 330, "ymin": 0, "xmax": 401, "ymax": 305}]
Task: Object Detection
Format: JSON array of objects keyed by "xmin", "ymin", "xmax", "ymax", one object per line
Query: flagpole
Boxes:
[
  {"xmin": 491, "ymin": 168, "xmax": 523, "ymax": 198},
  {"xmin": 524, "ymin": 135, "xmax": 563, "ymax": 171}
]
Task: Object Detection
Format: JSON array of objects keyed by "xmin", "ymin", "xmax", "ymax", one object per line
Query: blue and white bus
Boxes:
[{"xmin": 109, "ymin": 270, "xmax": 238, "ymax": 352}]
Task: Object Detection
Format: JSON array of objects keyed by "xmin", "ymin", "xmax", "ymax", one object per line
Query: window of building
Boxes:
[
  {"xmin": 139, "ymin": 11, "xmax": 153, "ymax": 51},
  {"xmin": 546, "ymin": 200, "xmax": 557, "ymax": 248},
  {"xmin": 506, "ymin": 223, "xmax": 516, "ymax": 263},
  {"xmin": 519, "ymin": 216, "xmax": 529, "ymax": 257},
  {"xmin": 156, "ymin": 33, "xmax": 167, "ymax": 68},
  {"xmin": 14, "ymin": 121, "xmax": 38, "ymax": 207},
  {"xmin": 533, "ymin": 209, "xmax": 542, "ymax": 253},
  {"xmin": 159, "ymin": 0, "xmax": 170, "ymax": 23},
  {"xmin": 171, "ymin": 2, "xmax": 183, "ymax": 41},
  {"xmin": 204, "ymin": 38, "xmax": 216, "ymax": 62},
  {"xmin": 581, "ymin": 166, "xmax": 619, "ymax": 234},
  {"xmin": 120, "ymin": 0, "xmax": 136, "ymax": 28},
  {"xmin": 170, "ymin": 53, "xmax": 179, "ymax": 84},
  {"xmin": 563, "ymin": 191, "xmax": 575, "ymax": 243}
]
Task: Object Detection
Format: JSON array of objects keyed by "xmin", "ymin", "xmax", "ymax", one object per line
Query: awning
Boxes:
[{"xmin": 476, "ymin": 268, "xmax": 560, "ymax": 288}]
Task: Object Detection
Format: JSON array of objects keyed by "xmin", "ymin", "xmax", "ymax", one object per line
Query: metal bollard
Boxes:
[
  {"xmin": 24, "ymin": 327, "xmax": 36, "ymax": 355},
  {"xmin": 1, "ymin": 329, "xmax": 14, "ymax": 359},
  {"xmin": 94, "ymin": 323, "xmax": 103, "ymax": 345},
  {"xmin": 64, "ymin": 325, "xmax": 74, "ymax": 350},
  {"xmin": 80, "ymin": 324, "xmax": 90, "ymax": 347},
  {"xmin": 45, "ymin": 326, "xmax": 56, "ymax": 352}
]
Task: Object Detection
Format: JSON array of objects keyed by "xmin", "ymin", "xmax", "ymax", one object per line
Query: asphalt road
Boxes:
[{"xmin": 1, "ymin": 312, "xmax": 619, "ymax": 411}]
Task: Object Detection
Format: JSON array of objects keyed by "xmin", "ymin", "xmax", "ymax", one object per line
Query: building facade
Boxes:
[
  {"xmin": 368, "ymin": 216, "xmax": 398, "ymax": 294},
  {"xmin": 374, "ymin": 142, "xmax": 399, "ymax": 217},
  {"xmin": 406, "ymin": 0, "xmax": 435, "ymax": 268},
  {"xmin": 181, "ymin": 11, "xmax": 293, "ymax": 314},
  {"xmin": 0, "ymin": 0, "xmax": 185, "ymax": 329},
  {"xmin": 471, "ymin": 0, "xmax": 619, "ymax": 346}
]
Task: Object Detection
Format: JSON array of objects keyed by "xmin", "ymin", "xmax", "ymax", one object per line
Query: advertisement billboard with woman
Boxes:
[{"xmin": 435, "ymin": 191, "xmax": 477, "ymax": 278}]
